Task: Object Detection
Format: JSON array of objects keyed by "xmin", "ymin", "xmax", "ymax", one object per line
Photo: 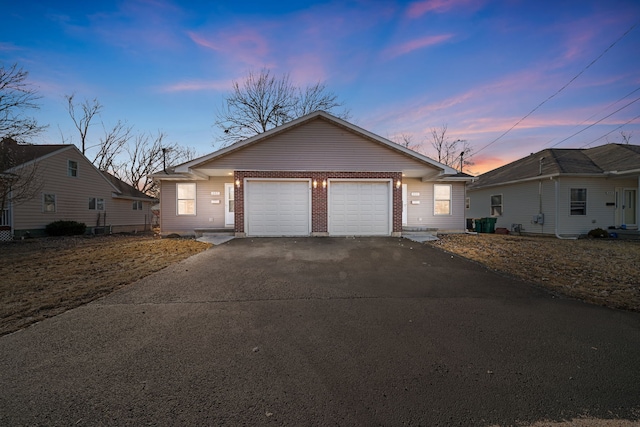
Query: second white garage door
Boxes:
[
  {"xmin": 329, "ymin": 181, "xmax": 391, "ymax": 236},
  {"xmin": 245, "ymin": 180, "xmax": 310, "ymax": 236}
]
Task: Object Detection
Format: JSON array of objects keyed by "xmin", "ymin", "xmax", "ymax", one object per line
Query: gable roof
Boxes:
[
  {"xmin": 161, "ymin": 111, "xmax": 461, "ymax": 179},
  {"xmin": 101, "ymin": 172, "xmax": 156, "ymax": 201},
  {"xmin": 1, "ymin": 137, "xmax": 73, "ymax": 171},
  {"xmin": 470, "ymin": 144, "xmax": 640, "ymax": 189}
]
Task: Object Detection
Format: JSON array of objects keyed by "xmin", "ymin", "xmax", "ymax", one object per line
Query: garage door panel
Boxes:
[
  {"xmin": 329, "ymin": 182, "xmax": 391, "ymax": 236},
  {"xmin": 246, "ymin": 181, "xmax": 310, "ymax": 236}
]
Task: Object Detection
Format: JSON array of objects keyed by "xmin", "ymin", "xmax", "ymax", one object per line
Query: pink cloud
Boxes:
[
  {"xmin": 383, "ymin": 34, "xmax": 453, "ymax": 59},
  {"xmin": 188, "ymin": 29, "xmax": 270, "ymax": 68},
  {"xmin": 406, "ymin": 0, "xmax": 485, "ymax": 19},
  {"xmin": 159, "ymin": 79, "xmax": 232, "ymax": 93}
]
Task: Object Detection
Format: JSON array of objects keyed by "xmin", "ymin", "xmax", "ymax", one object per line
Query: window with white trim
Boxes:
[
  {"xmin": 570, "ymin": 188, "xmax": 587, "ymax": 215},
  {"xmin": 177, "ymin": 183, "xmax": 196, "ymax": 215},
  {"xmin": 491, "ymin": 194, "xmax": 503, "ymax": 216},
  {"xmin": 43, "ymin": 194, "xmax": 56, "ymax": 212},
  {"xmin": 133, "ymin": 201, "xmax": 143, "ymax": 210},
  {"xmin": 89, "ymin": 197, "xmax": 105, "ymax": 210},
  {"xmin": 68, "ymin": 160, "xmax": 78, "ymax": 177},
  {"xmin": 434, "ymin": 184, "xmax": 452, "ymax": 215}
]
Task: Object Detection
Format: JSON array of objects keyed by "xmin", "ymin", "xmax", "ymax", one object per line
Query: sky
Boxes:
[{"xmin": 1, "ymin": 0, "xmax": 639, "ymax": 175}]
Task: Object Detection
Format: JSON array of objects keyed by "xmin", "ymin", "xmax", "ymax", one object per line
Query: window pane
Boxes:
[
  {"xmin": 178, "ymin": 200, "xmax": 195, "ymax": 215},
  {"xmin": 177, "ymin": 184, "xmax": 195, "ymax": 199},
  {"xmin": 97, "ymin": 199, "xmax": 104, "ymax": 210},
  {"xmin": 491, "ymin": 206, "xmax": 503, "ymax": 216},
  {"xmin": 570, "ymin": 189, "xmax": 587, "ymax": 215},
  {"xmin": 68, "ymin": 160, "xmax": 78, "ymax": 177},
  {"xmin": 491, "ymin": 195, "xmax": 502, "ymax": 206},
  {"xmin": 434, "ymin": 185, "xmax": 450, "ymax": 199},
  {"xmin": 89, "ymin": 198, "xmax": 96, "ymax": 210},
  {"xmin": 435, "ymin": 200, "xmax": 450, "ymax": 215},
  {"xmin": 44, "ymin": 194, "xmax": 56, "ymax": 212}
]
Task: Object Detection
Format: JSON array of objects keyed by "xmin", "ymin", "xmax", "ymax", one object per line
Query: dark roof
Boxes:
[
  {"xmin": 101, "ymin": 171, "xmax": 155, "ymax": 200},
  {"xmin": 470, "ymin": 144, "xmax": 640, "ymax": 189},
  {"xmin": 1, "ymin": 137, "xmax": 71, "ymax": 171}
]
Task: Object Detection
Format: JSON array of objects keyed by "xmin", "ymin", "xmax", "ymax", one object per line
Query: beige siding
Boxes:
[
  {"xmin": 468, "ymin": 176, "xmax": 637, "ymax": 236},
  {"xmin": 13, "ymin": 148, "xmax": 152, "ymax": 233},
  {"xmin": 404, "ymin": 178, "xmax": 466, "ymax": 230},
  {"xmin": 200, "ymin": 119, "xmax": 431, "ymax": 173},
  {"xmin": 160, "ymin": 177, "xmax": 231, "ymax": 235}
]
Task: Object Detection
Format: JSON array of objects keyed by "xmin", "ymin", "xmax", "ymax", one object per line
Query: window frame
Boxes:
[
  {"xmin": 88, "ymin": 197, "xmax": 105, "ymax": 211},
  {"xmin": 177, "ymin": 183, "xmax": 196, "ymax": 216},
  {"xmin": 133, "ymin": 200, "xmax": 143, "ymax": 210},
  {"xmin": 43, "ymin": 193, "xmax": 56, "ymax": 213},
  {"xmin": 67, "ymin": 160, "xmax": 78, "ymax": 177},
  {"xmin": 433, "ymin": 184, "xmax": 452, "ymax": 216},
  {"xmin": 570, "ymin": 188, "xmax": 587, "ymax": 216},
  {"xmin": 490, "ymin": 194, "xmax": 503, "ymax": 216}
]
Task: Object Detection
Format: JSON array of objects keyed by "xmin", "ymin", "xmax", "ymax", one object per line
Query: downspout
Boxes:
[{"xmin": 554, "ymin": 178, "xmax": 577, "ymax": 240}]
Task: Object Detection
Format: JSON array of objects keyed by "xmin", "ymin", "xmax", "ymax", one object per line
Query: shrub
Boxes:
[
  {"xmin": 45, "ymin": 220, "xmax": 87, "ymax": 236},
  {"xmin": 587, "ymin": 227, "xmax": 609, "ymax": 238}
]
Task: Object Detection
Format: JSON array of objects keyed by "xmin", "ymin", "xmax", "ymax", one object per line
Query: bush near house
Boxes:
[
  {"xmin": 587, "ymin": 228, "xmax": 609, "ymax": 238},
  {"xmin": 45, "ymin": 220, "xmax": 87, "ymax": 236}
]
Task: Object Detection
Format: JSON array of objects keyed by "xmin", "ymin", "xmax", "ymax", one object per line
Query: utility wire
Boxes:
[
  {"xmin": 580, "ymin": 112, "xmax": 640, "ymax": 148},
  {"xmin": 545, "ymin": 86, "xmax": 640, "ymax": 149},
  {"xmin": 546, "ymin": 95, "xmax": 640, "ymax": 148},
  {"xmin": 475, "ymin": 21, "xmax": 639, "ymax": 155}
]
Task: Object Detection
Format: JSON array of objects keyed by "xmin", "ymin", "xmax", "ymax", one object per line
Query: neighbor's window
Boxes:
[
  {"xmin": 43, "ymin": 194, "xmax": 56, "ymax": 212},
  {"xmin": 68, "ymin": 160, "xmax": 78, "ymax": 177},
  {"xmin": 133, "ymin": 201, "xmax": 143, "ymax": 210},
  {"xmin": 465, "ymin": 197, "xmax": 470, "ymax": 210},
  {"xmin": 434, "ymin": 184, "xmax": 452, "ymax": 215},
  {"xmin": 491, "ymin": 194, "xmax": 503, "ymax": 216},
  {"xmin": 177, "ymin": 183, "xmax": 196, "ymax": 215},
  {"xmin": 570, "ymin": 188, "xmax": 587, "ymax": 215},
  {"xmin": 89, "ymin": 197, "xmax": 105, "ymax": 210}
]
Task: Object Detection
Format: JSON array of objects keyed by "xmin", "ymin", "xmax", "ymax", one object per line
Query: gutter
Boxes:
[{"xmin": 554, "ymin": 178, "xmax": 577, "ymax": 240}]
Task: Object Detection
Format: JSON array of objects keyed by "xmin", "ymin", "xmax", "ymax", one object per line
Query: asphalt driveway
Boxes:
[{"xmin": 1, "ymin": 237, "xmax": 639, "ymax": 426}]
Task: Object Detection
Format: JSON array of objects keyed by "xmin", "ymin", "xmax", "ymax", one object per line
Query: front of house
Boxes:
[
  {"xmin": 466, "ymin": 144, "xmax": 640, "ymax": 237},
  {"xmin": 153, "ymin": 112, "xmax": 471, "ymax": 237}
]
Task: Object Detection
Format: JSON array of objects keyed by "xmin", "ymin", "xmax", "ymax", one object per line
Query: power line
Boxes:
[
  {"xmin": 475, "ymin": 21, "xmax": 639, "ymax": 155},
  {"xmin": 580, "ymin": 112, "xmax": 640, "ymax": 148},
  {"xmin": 547, "ymin": 95, "xmax": 640, "ymax": 148},
  {"xmin": 544, "ymin": 86, "xmax": 640, "ymax": 149}
]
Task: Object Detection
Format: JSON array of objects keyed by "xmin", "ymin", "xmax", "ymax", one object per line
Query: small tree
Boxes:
[
  {"xmin": 0, "ymin": 63, "xmax": 46, "ymax": 141},
  {"xmin": 429, "ymin": 124, "xmax": 474, "ymax": 172},
  {"xmin": 215, "ymin": 68, "xmax": 348, "ymax": 146},
  {"xmin": 65, "ymin": 94, "xmax": 102, "ymax": 155}
]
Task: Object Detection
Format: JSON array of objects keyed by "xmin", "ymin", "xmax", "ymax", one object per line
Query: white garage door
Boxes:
[
  {"xmin": 245, "ymin": 180, "xmax": 310, "ymax": 236},
  {"xmin": 329, "ymin": 181, "xmax": 391, "ymax": 236}
]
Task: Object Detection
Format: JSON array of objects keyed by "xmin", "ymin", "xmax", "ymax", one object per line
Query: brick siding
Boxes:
[{"xmin": 234, "ymin": 171, "xmax": 403, "ymax": 234}]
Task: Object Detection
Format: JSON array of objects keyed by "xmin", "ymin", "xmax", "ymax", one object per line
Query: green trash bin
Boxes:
[
  {"xmin": 473, "ymin": 218, "xmax": 483, "ymax": 233},
  {"xmin": 482, "ymin": 217, "xmax": 497, "ymax": 233}
]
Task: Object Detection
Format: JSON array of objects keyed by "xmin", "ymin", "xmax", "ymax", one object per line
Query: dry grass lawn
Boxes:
[
  {"xmin": 430, "ymin": 233, "xmax": 640, "ymax": 311},
  {"xmin": 0, "ymin": 234, "xmax": 211, "ymax": 336},
  {"xmin": 1, "ymin": 233, "xmax": 639, "ymax": 337}
]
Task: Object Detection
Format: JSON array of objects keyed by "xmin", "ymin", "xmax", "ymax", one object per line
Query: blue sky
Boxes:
[{"xmin": 2, "ymin": 0, "xmax": 639, "ymax": 174}]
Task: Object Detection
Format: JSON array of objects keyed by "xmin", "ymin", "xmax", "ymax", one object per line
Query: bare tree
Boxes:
[
  {"xmin": 92, "ymin": 120, "xmax": 133, "ymax": 173},
  {"xmin": 65, "ymin": 94, "xmax": 102, "ymax": 155},
  {"xmin": 429, "ymin": 124, "xmax": 474, "ymax": 172},
  {"xmin": 115, "ymin": 132, "xmax": 196, "ymax": 197},
  {"xmin": 391, "ymin": 132, "xmax": 420, "ymax": 152},
  {"xmin": 0, "ymin": 138, "xmax": 43, "ymax": 212},
  {"xmin": 215, "ymin": 68, "xmax": 348, "ymax": 146},
  {"xmin": 0, "ymin": 63, "xmax": 46, "ymax": 141}
]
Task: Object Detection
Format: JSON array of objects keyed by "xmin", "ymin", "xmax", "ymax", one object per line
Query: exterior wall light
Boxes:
[
  {"xmin": 235, "ymin": 179, "xmax": 241, "ymax": 188},
  {"xmin": 313, "ymin": 180, "xmax": 318, "ymax": 189},
  {"xmin": 322, "ymin": 180, "xmax": 327, "ymax": 189},
  {"xmin": 396, "ymin": 180, "xmax": 401, "ymax": 189}
]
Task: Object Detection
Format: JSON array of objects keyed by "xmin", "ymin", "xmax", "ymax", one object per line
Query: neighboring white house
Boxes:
[
  {"xmin": 466, "ymin": 144, "xmax": 640, "ymax": 237},
  {"xmin": 0, "ymin": 138, "xmax": 155, "ymax": 240},
  {"xmin": 151, "ymin": 111, "xmax": 473, "ymax": 238}
]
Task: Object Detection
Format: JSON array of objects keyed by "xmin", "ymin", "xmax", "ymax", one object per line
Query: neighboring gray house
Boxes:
[
  {"xmin": 152, "ymin": 111, "xmax": 472, "ymax": 237},
  {"xmin": 0, "ymin": 138, "xmax": 155, "ymax": 240},
  {"xmin": 466, "ymin": 144, "xmax": 640, "ymax": 238}
]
